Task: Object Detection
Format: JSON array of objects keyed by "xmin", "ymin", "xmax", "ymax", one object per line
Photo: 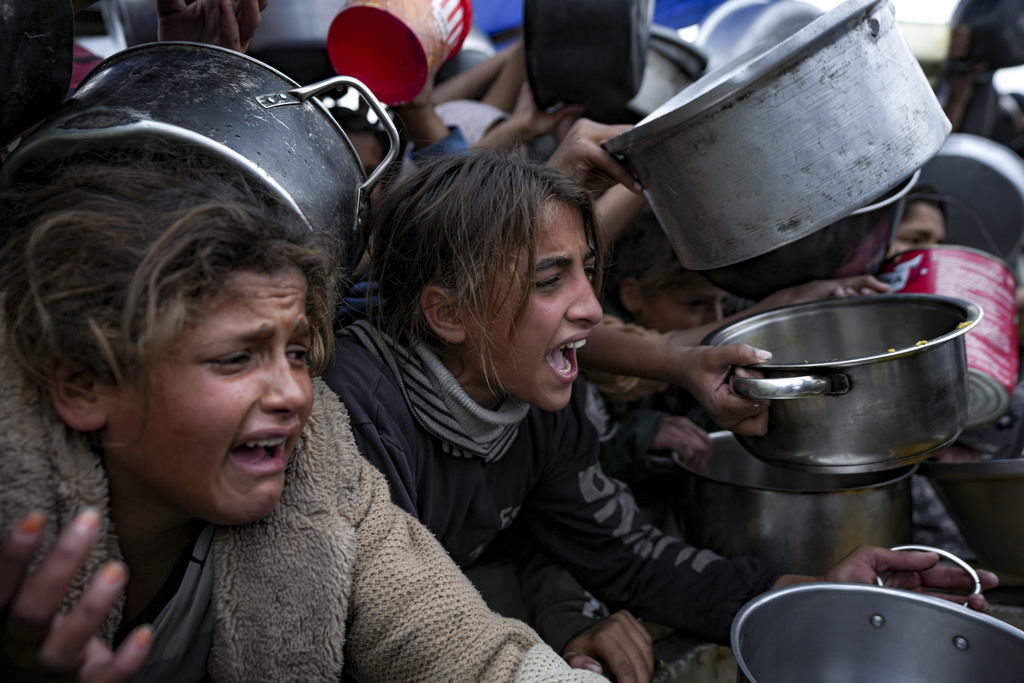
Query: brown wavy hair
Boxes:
[
  {"xmin": 365, "ymin": 149, "xmax": 602, "ymax": 389},
  {"xmin": 0, "ymin": 147, "xmax": 338, "ymax": 398}
]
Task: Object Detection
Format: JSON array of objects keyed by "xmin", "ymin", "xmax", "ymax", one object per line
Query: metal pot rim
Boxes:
[
  {"xmin": 604, "ymin": 0, "xmax": 883, "ymax": 154},
  {"xmin": 683, "ymin": 433, "xmax": 920, "ymax": 490},
  {"xmin": 919, "ymin": 457, "xmax": 1024, "ymax": 479},
  {"xmin": 731, "ymin": 581, "xmax": 1024, "ymax": 658},
  {"xmin": 702, "ymin": 293, "xmax": 983, "ymax": 370}
]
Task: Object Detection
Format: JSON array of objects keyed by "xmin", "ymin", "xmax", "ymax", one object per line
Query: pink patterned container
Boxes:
[{"xmin": 879, "ymin": 246, "xmax": 1019, "ymax": 427}]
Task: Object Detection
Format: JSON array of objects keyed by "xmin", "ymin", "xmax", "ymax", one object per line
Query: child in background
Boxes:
[
  {"xmin": 588, "ymin": 213, "xmax": 891, "ymax": 500},
  {"xmin": 0, "ymin": 147, "xmax": 606, "ymax": 683}
]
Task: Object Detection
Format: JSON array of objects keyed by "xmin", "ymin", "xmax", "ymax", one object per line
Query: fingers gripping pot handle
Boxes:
[{"xmin": 876, "ymin": 544, "xmax": 983, "ymax": 605}]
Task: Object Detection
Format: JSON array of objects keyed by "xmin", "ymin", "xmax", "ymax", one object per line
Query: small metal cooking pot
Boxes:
[
  {"xmin": 0, "ymin": 42, "xmax": 398, "ymax": 269},
  {"xmin": 603, "ymin": 0, "xmax": 948, "ymax": 271},
  {"xmin": 524, "ymin": 0, "xmax": 654, "ymax": 113},
  {"xmin": 700, "ymin": 170, "xmax": 915, "ymax": 301},
  {"xmin": 676, "ymin": 432, "xmax": 913, "ymax": 576},
  {"xmin": 702, "ymin": 294, "xmax": 982, "ymax": 473},
  {"xmin": 920, "ymin": 457, "xmax": 1024, "ymax": 577},
  {"xmin": 732, "ymin": 580, "xmax": 1024, "ymax": 683}
]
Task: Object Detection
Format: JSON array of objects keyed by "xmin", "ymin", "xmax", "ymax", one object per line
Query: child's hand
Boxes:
[
  {"xmin": 651, "ymin": 417, "xmax": 712, "ymax": 473},
  {"xmin": 676, "ymin": 344, "xmax": 772, "ymax": 436},
  {"xmin": 157, "ymin": 0, "xmax": 267, "ymax": 54},
  {"xmin": 547, "ymin": 119, "xmax": 642, "ymax": 194},
  {"xmin": 1, "ymin": 510, "xmax": 151, "ymax": 682},
  {"xmin": 758, "ymin": 275, "xmax": 891, "ymax": 310}
]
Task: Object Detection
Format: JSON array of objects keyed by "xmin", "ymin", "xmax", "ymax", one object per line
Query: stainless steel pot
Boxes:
[
  {"xmin": 0, "ymin": 42, "xmax": 398, "ymax": 270},
  {"xmin": 700, "ymin": 170, "xmax": 915, "ymax": 301},
  {"xmin": 732, "ymin": 581, "xmax": 1024, "ymax": 683},
  {"xmin": 676, "ymin": 432, "xmax": 913, "ymax": 576},
  {"xmin": 920, "ymin": 457, "xmax": 1024, "ymax": 577},
  {"xmin": 603, "ymin": 0, "xmax": 948, "ymax": 271},
  {"xmin": 702, "ymin": 294, "xmax": 982, "ymax": 473}
]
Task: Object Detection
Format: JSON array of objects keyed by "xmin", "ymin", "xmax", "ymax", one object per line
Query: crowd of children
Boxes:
[{"xmin": 1, "ymin": 1, "xmax": 1017, "ymax": 682}]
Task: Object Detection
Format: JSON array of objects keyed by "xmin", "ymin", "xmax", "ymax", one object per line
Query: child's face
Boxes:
[
  {"xmin": 96, "ymin": 269, "xmax": 314, "ymax": 529},
  {"xmin": 888, "ymin": 199, "xmax": 945, "ymax": 257},
  {"xmin": 457, "ymin": 204, "xmax": 603, "ymax": 411},
  {"xmin": 627, "ymin": 274, "xmax": 729, "ymax": 333}
]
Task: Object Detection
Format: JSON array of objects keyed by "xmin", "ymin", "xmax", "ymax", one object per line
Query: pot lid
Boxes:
[{"xmin": 604, "ymin": 0, "xmax": 884, "ymax": 154}]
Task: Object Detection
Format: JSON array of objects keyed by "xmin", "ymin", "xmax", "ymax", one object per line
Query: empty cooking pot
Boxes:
[
  {"xmin": 524, "ymin": 0, "xmax": 653, "ymax": 113},
  {"xmin": 676, "ymin": 432, "xmax": 913, "ymax": 576},
  {"xmin": 603, "ymin": 0, "xmax": 948, "ymax": 271},
  {"xmin": 699, "ymin": 170, "xmax": 915, "ymax": 301},
  {"xmin": 732, "ymin": 581, "xmax": 1024, "ymax": 682},
  {"xmin": 702, "ymin": 294, "xmax": 981, "ymax": 473},
  {"xmin": 920, "ymin": 457, "xmax": 1024, "ymax": 577},
  {"xmin": 0, "ymin": 42, "xmax": 399, "ymax": 270}
]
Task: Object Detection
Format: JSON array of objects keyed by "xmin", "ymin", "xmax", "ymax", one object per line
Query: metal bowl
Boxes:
[
  {"xmin": 732, "ymin": 582, "xmax": 1024, "ymax": 683},
  {"xmin": 676, "ymin": 432, "xmax": 913, "ymax": 576},
  {"xmin": 699, "ymin": 171, "xmax": 914, "ymax": 301},
  {"xmin": 919, "ymin": 457, "xmax": 1024, "ymax": 577},
  {"xmin": 702, "ymin": 294, "xmax": 981, "ymax": 473}
]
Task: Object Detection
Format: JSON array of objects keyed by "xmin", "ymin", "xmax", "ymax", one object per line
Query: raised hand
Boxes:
[
  {"xmin": 1, "ymin": 510, "xmax": 151, "ymax": 682},
  {"xmin": 157, "ymin": 0, "xmax": 268, "ymax": 53}
]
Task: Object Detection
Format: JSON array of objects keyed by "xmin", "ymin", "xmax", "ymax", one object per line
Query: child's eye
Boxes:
[
  {"xmin": 212, "ymin": 353, "xmax": 250, "ymax": 367},
  {"xmin": 288, "ymin": 346, "xmax": 310, "ymax": 363},
  {"xmin": 537, "ymin": 276, "xmax": 560, "ymax": 289}
]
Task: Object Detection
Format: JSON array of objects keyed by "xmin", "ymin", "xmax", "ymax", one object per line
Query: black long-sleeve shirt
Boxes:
[{"xmin": 324, "ymin": 333, "xmax": 784, "ymax": 646}]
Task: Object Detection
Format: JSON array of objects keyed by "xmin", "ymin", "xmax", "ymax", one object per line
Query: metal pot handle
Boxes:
[
  {"xmin": 257, "ymin": 76, "xmax": 400, "ymax": 195},
  {"xmin": 730, "ymin": 373, "xmax": 850, "ymax": 399},
  {"xmin": 876, "ymin": 544, "xmax": 983, "ymax": 605}
]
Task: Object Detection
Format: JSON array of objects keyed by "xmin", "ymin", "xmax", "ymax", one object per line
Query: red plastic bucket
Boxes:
[
  {"xmin": 327, "ymin": 0, "xmax": 472, "ymax": 106},
  {"xmin": 879, "ymin": 246, "xmax": 1019, "ymax": 427}
]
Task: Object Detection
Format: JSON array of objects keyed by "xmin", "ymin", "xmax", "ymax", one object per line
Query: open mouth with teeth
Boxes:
[
  {"xmin": 546, "ymin": 339, "xmax": 586, "ymax": 377},
  {"xmin": 230, "ymin": 437, "xmax": 287, "ymax": 463}
]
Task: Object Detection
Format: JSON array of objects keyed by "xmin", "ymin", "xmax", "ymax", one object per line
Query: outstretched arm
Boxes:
[{"xmin": 772, "ymin": 545, "xmax": 998, "ymax": 614}]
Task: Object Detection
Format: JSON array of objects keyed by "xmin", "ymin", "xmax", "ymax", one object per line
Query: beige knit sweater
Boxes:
[{"xmin": 0, "ymin": 346, "xmax": 605, "ymax": 682}]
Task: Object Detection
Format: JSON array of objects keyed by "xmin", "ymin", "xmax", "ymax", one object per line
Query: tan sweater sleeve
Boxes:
[
  {"xmin": 343, "ymin": 460, "xmax": 604, "ymax": 682},
  {"xmin": 583, "ymin": 314, "xmax": 674, "ymax": 403}
]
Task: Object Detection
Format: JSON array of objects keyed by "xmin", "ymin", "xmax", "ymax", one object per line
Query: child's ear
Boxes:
[
  {"xmin": 421, "ymin": 285, "xmax": 467, "ymax": 344},
  {"xmin": 619, "ymin": 277, "xmax": 644, "ymax": 315},
  {"xmin": 49, "ymin": 362, "xmax": 108, "ymax": 432}
]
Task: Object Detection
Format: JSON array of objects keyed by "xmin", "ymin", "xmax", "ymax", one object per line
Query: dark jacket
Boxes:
[{"xmin": 324, "ymin": 332, "xmax": 784, "ymax": 646}]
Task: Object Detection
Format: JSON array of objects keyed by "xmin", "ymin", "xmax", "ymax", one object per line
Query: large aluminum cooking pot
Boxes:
[
  {"xmin": 603, "ymin": 0, "xmax": 949, "ymax": 271},
  {"xmin": 676, "ymin": 432, "xmax": 913, "ymax": 576},
  {"xmin": 920, "ymin": 457, "xmax": 1024, "ymax": 577},
  {"xmin": 702, "ymin": 294, "xmax": 982, "ymax": 473},
  {"xmin": 0, "ymin": 42, "xmax": 399, "ymax": 270},
  {"xmin": 732, "ymin": 581, "xmax": 1024, "ymax": 682}
]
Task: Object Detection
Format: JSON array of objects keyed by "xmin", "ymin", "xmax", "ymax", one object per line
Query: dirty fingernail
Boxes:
[{"xmin": 18, "ymin": 511, "xmax": 45, "ymax": 534}]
